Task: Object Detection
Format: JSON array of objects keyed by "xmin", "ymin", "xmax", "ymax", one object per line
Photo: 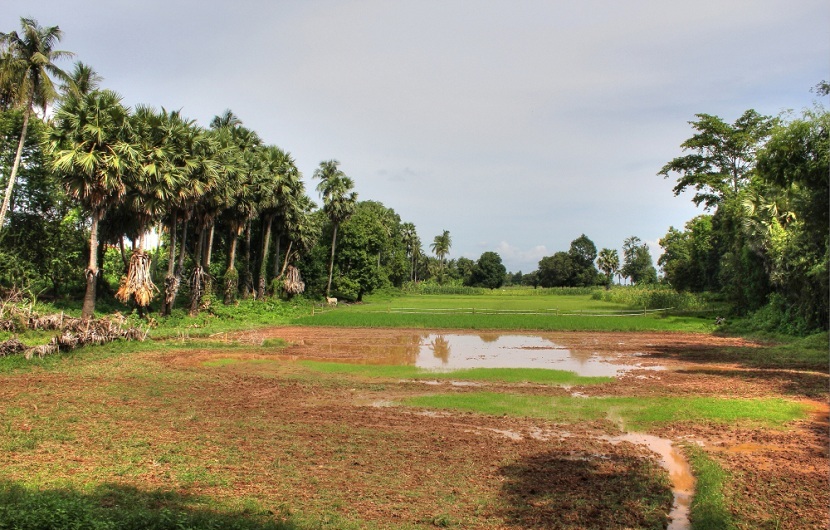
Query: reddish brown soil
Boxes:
[{"xmin": 1, "ymin": 326, "xmax": 827, "ymax": 529}]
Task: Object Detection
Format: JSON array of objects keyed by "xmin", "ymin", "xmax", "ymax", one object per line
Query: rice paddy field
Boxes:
[{"xmin": 0, "ymin": 291, "xmax": 827, "ymax": 529}]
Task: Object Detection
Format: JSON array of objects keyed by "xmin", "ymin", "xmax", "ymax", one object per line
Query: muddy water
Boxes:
[
  {"xmin": 604, "ymin": 433, "xmax": 695, "ymax": 530},
  {"xmin": 416, "ymin": 333, "xmax": 666, "ymax": 376},
  {"xmin": 297, "ymin": 332, "xmax": 666, "ymax": 377}
]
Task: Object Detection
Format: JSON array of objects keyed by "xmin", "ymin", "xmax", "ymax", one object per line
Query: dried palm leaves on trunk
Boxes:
[
  {"xmin": 116, "ymin": 250, "xmax": 158, "ymax": 308},
  {"xmin": 283, "ymin": 265, "xmax": 305, "ymax": 296}
]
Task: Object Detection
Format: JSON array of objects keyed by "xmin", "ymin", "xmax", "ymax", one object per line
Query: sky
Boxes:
[{"xmin": 3, "ymin": 1, "xmax": 828, "ymax": 273}]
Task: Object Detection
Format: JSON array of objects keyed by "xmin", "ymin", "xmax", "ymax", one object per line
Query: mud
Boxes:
[{"xmin": 1, "ymin": 326, "xmax": 826, "ymax": 529}]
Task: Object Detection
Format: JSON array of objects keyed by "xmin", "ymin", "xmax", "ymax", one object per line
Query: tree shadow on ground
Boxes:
[
  {"xmin": 673, "ymin": 366, "xmax": 829, "ymax": 398},
  {"xmin": 0, "ymin": 481, "xmax": 294, "ymax": 530},
  {"xmin": 497, "ymin": 449, "xmax": 672, "ymax": 529}
]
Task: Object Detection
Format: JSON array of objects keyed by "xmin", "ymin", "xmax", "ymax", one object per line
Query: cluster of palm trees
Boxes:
[{"xmin": 0, "ymin": 17, "xmax": 350, "ymax": 318}]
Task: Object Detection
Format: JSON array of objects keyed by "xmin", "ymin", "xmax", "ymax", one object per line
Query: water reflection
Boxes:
[
  {"xmin": 413, "ymin": 334, "xmax": 658, "ymax": 377},
  {"xmin": 427, "ymin": 335, "xmax": 451, "ymax": 364}
]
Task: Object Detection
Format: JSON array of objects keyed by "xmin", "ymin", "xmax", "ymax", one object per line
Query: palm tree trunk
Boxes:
[
  {"xmin": 0, "ymin": 104, "xmax": 31, "ymax": 230},
  {"xmin": 242, "ymin": 221, "xmax": 253, "ymax": 299},
  {"xmin": 224, "ymin": 224, "xmax": 241, "ymax": 305},
  {"xmin": 190, "ymin": 227, "xmax": 206, "ymax": 316},
  {"xmin": 82, "ymin": 209, "xmax": 103, "ymax": 319},
  {"xmin": 279, "ymin": 240, "xmax": 294, "ymax": 277},
  {"xmin": 162, "ymin": 212, "xmax": 178, "ymax": 315},
  {"xmin": 326, "ymin": 223, "xmax": 338, "ymax": 297},
  {"xmin": 272, "ymin": 231, "xmax": 282, "ymax": 279},
  {"xmin": 258, "ymin": 215, "xmax": 273, "ymax": 299},
  {"xmin": 164, "ymin": 217, "xmax": 189, "ymax": 314},
  {"xmin": 118, "ymin": 237, "xmax": 129, "ymax": 274}
]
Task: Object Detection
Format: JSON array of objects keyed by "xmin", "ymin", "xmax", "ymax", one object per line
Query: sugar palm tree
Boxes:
[
  {"xmin": 401, "ymin": 222, "xmax": 420, "ymax": 282},
  {"xmin": 597, "ymin": 248, "xmax": 620, "ymax": 290},
  {"xmin": 0, "ymin": 17, "xmax": 73, "ymax": 229},
  {"xmin": 45, "ymin": 89, "xmax": 135, "ymax": 319},
  {"xmin": 314, "ymin": 160, "xmax": 357, "ymax": 297}
]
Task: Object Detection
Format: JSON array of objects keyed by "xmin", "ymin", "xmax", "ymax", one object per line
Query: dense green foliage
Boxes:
[{"xmin": 659, "ymin": 105, "xmax": 829, "ymax": 333}]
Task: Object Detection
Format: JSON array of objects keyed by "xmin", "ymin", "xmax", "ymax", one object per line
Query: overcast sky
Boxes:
[{"xmin": 4, "ymin": 1, "xmax": 828, "ymax": 273}]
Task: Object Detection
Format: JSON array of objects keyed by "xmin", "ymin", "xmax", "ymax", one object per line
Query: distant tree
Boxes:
[
  {"xmin": 658, "ymin": 216, "xmax": 717, "ymax": 291},
  {"xmin": 454, "ymin": 256, "xmax": 475, "ymax": 284},
  {"xmin": 596, "ymin": 248, "xmax": 619, "ymax": 290},
  {"xmin": 315, "ymin": 160, "xmax": 357, "ymax": 297},
  {"xmin": 537, "ymin": 252, "xmax": 574, "ymax": 287},
  {"xmin": 621, "ymin": 236, "xmax": 657, "ymax": 285},
  {"xmin": 430, "ymin": 230, "xmax": 452, "ymax": 283},
  {"xmin": 0, "ymin": 17, "xmax": 73, "ymax": 229},
  {"xmin": 467, "ymin": 251, "xmax": 506, "ymax": 289},
  {"xmin": 568, "ymin": 234, "xmax": 599, "ymax": 286}
]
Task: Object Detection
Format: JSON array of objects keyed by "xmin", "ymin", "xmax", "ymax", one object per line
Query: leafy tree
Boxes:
[
  {"xmin": 621, "ymin": 236, "xmax": 657, "ymax": 285},
  {"xmin": 537, "ymin": 252, "xmax": 574, "ymax": 287},
  {"xmin": 752, "ymin": 106, "xmax": 829, "ymax": 330},
  {"xmin": 329, "ymin": 201, "xmax": 403, "ymax": 301},
  {"xmin": 658, "ymin": 216, "xmax": 717, "ymax": 291},
  {"xmin": 0, "ymin": 17, "xmax": 73, "ymax": 229},
  {"xmin": 467, "ymin": 251, "xmax": 506, "ymax": 289},
  {"xmin": 596, "ymin": 248, "xmax": 619, "ymax": 290},
  {"xmin": 454, "ymin": 256, "xmax": 475, "ymax": 284},
  {"xmin": 568, "ymin": 234, "xmax": 599, "ymax": 286},
  {"xmin": 314, "ymin": 160, "xmax": 357, "ymax": 297},
  {"xmin": 658, "ymin": 110, "xmax": 776, "ymax": 209}
]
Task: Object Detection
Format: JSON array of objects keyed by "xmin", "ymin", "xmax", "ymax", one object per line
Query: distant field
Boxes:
[{"xmin": 296, "ymin": 293, "xmax": 716, "ymax": 332}]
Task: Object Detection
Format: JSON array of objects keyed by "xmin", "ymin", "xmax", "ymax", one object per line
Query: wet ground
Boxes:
[{"xmin": 2, "ymin": 326, "xmax": 826, "ymax": 529}]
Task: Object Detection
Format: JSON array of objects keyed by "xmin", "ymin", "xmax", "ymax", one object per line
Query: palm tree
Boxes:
[
  {"xmin": 45, "ymin": 89, "xmax": 134, "ymax": 319},
  {"xmin": 401, "ymin": 222, "xmax": 420, "ymax": 282},
  {"xmin": 61, "ymin": 61, "xmax": 102, "ymax": 99},
  {"xmin": 430, "ymin": 230, "xmax": 452, "ymax": 283},
  {"xmin": 0, "ymin": 17, "xmax": 73, "ymax": 229},
  {"xmin": 314, "ymin": 160, "xmax": 357, "ymax": 297},
  {"xmin": 596, "ymin": 248, "xmax": 620, "ymax": 290},
  {"xmin": 255, "ymin": 145, "xmax": 298, "ymax": 299}
]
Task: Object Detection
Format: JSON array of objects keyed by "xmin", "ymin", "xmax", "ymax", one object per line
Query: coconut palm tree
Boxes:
[
  {"xmin": 597, "ymin": 248, "xmax": 620, "ymax": 290},
  {"xmin": 45, "ymin": 89, "xmax": 135, "ymax": 319},
  {"xmin": 0, "ymin": 17, "xmax": 73, "ymax": 229},
  {"xmin": 430, "ymin": 230, "xmax": 452, "ymax": 283},
  {"xmin": 60, "ymin": 61, "xmax": 102, "ymax": 99},
  {"xmin": 314, "ymin": 160, "xmax": 357, "ymax": 297}
]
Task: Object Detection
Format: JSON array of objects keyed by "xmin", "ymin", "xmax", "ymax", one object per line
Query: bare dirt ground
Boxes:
[{"xmin": 2, "ymin": 326, "xmax": 827, "ymax": 529}]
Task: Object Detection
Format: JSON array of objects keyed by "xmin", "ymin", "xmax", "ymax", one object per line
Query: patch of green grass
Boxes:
[
  {"xmin": 299, "ymin": 292, "xmax": 715, "ymax": 332},
  {"xmin": 0, "ymin": 480, "xmax": 293, "ymax": 530},
  {"xmin": 297, "ymin": 361, "xmax": 612, "ymax": 386},
  {"xmin": 683, "ymin": 445, "xmax": 736, "ymax": 530},
  {"xmin": 402, "ymin": 392, "xmax": 807, "ymax": 430}
]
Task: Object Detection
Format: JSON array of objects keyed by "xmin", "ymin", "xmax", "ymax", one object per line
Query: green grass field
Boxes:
[{"xmin": 297, "ymin": 293, "xmax": 716, "ymax": 332}]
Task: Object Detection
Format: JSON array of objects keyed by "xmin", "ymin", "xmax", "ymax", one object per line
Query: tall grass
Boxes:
[{"xmin": 592, "ymin": 286, "xmax": 718, "ymax": 312}]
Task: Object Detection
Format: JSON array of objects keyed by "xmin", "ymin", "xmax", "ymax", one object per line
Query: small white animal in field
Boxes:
[{"xmin": 326, "ymin": 296, "xmax": 337, "ymax": 306}]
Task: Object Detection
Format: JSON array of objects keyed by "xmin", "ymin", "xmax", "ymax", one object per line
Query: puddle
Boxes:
[
  {"xmin": 414, "ymin": 334, "xmax": 664, "ymax": 377},
  {"xmin": 604, "ymin": 433, "xmax": 695, "ymax": 530}
]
